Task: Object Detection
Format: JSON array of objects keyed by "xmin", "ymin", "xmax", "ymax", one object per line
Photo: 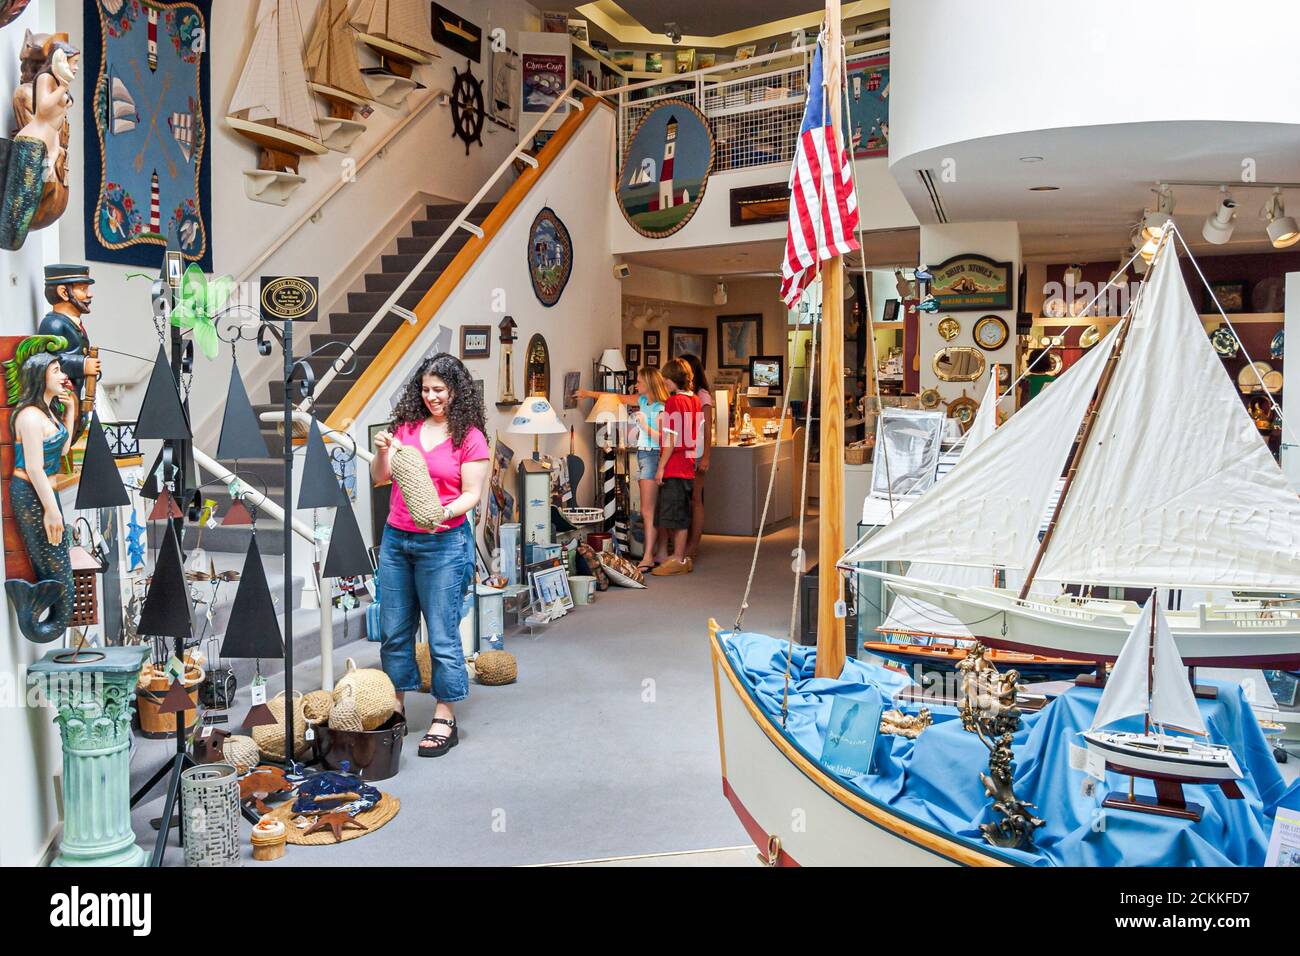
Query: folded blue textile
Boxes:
[{"xmin": 723, "ymin": 631, "xmax": 1286, "ymax": 866}]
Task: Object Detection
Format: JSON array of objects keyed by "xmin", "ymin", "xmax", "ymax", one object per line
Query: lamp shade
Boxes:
[
  {"xmin": 585, "ymin": 392, "xmax": 628, "ymax": 425},
  {"xmin": 597, "ymin": 348, "xmax": 626, "ymax": 372},
  {"xmin": 507, "ymin": 397, "xmax": 567, "ymax": 435}
]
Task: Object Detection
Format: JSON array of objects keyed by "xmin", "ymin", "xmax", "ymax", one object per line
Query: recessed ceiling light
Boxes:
[
  {"xmin": 1029, "ymin": 185, "xmax": 1060, "ymax": 191},
  {"xmin": 1019, "ymin": 156, "xmax": 1044, "ymax": 163}
]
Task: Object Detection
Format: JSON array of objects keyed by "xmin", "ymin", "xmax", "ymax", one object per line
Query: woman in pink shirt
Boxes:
[{"xmin": 371, "ymin": 354, "xmax": 490, "ymax": 757}]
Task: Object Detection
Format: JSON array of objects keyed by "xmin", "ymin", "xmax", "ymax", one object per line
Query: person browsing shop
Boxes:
[
  {"xmin": 680, "ymin": 353, "xmax": 712, "ymax": 564},
  {"xmin": 652, "ymin": 358, "xmax": 701, "ymax": 576},
  {"xmin": 370, "ymin": 353, "xmax": 490, "ymax": 757}
]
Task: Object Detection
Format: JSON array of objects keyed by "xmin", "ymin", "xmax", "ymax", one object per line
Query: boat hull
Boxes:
[
  {"xmin": 1082, "ymin": 731, "xmax": 1243, "ymax": 784},
  {"xmin": 860, "ymin": 640, "xmax": 1095, "ymax": 681},
  {"xmin": 709, "ymin": 623, "xmax": 1008, "ymax": 867},
  {"xmin": 877, "ymin": 575, "xmax": 1300, "ymax": 668}
]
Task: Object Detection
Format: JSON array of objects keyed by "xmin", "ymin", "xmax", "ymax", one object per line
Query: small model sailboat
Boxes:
[
  {"xmin": 168, "ymin": 97, "xmax": 196, "ymax": 163},
  {"xmin": 351, "ymin": 0, "xmax": 437, "ymax": 75},
  {"xmin": 845, "ymin": 235, "xmax": 1300, "ymax": 669},
  {"xmin": 1082, "ymin": 596, "xmax": 1243, "ymax": 821},
  {"xmin": 306, "ymin": 0, "xmax": 373, "ymax": 117},
  {"xmin": 106, "ymin": 66, "xmax": 139, "ymax": 136},
  {"xmin": 226, "ymin": 0, "xmax": 326, "ymax": 176}
]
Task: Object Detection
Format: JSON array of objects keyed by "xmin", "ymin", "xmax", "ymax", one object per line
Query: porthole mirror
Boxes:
[
  {"xmin": 932, "ymin": 346, "xmax": 986, "ymax": 382},
  {"xmin": 525, "ymin": 333, "xmax": 551, "ymax": 399}
]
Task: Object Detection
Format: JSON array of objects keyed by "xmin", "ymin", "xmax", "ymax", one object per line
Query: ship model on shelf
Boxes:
[
  {"xmin": 352, "ymin": 0, "xmax": 438, "ymax": 77},
  {"xmin": 304, "ymin": 0, "xmax": 373, "ymax": 150},
  {"xmin": 226, "ymin": 0, "xmax": 326, "ymax": 204}
]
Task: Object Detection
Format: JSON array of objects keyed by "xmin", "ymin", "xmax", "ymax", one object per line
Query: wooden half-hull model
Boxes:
[
  {"xmin": 351, "ymin": 0, "xmax": 438, "ymax": 79},
  {"xmin": 226, "ymin": 0, "xmax": 325, "ymax": 204}
]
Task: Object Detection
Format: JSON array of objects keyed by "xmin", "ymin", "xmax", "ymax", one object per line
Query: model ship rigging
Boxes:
[
  {"xmin": 351, "ymin": 0, "xmax": 437, "ymax": 77},
  {"xmin": 306, "ymin": 0, "xmax": 374, "ymax": 118}
]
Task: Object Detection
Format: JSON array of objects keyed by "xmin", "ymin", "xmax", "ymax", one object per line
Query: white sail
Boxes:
[
  {"xmin": 1035, "ymin": 241, "xmax": 1300, "ymax": 591},
  {"xmin": 306, "ymin": 0, "xmax": 373, "ymax": 101},
  {"xmin": 1150, "ymin": 601, "xmax": 1208, "ymax": 735},
  {"xmin": 1090, "ymin": 598, "xmax": 1154, "ymax": 731},
  {"xmin": 228, "ymin": 0, "xmax": 319, "ymax": 138},
  {"xmin": 958, "ymin": 374, "xmax": 1000, "ymax": 460},
  {"xmin": 842, "ymin": 326, "xmax": 1118, "ymax": 570},
  {"xmin": 353, "ymin": 0, "xmax": 434, "ymax": 55}
]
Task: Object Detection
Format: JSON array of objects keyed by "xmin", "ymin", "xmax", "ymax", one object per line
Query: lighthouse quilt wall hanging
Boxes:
[
  {"xmin": 83, "ymin": 0, "xmax": 213, "ymax": 270},
  {"xmin": 616, "ymin": 100, "xmax": 714, "ymax": 239}
]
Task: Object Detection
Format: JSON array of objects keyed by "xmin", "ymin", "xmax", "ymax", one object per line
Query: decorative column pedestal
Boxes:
[{"xmin": 28, "ymin": 646, "xmax": 149, "ymax": 867}]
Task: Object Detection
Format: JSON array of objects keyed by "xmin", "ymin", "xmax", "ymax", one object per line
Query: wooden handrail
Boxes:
[{"xmin": 323, "ymin": 92, "xmax": 613, "ymax": 433}]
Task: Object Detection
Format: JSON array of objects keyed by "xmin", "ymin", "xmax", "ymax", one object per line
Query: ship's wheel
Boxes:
[{"xmin": 450, "ymin": 61, "xmax": 485, "ymax": 155}]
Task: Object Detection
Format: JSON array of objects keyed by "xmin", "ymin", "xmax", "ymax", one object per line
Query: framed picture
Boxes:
[
  {"xmin": 529, "ymin": 562, "xmax": 574, "ymax": 612},
  {"xmin": 735, "ymin": 44, "xmax": 756, "ymax": 61},
  {"xmin": 566, "ymin": 19, "xmax": 589, "ymax": 44},
  {"xmin": 643, "ymin": 330, "xmax": 660, "ymax": 349},
  {"xmin": 882, "ymin": 298, "xmax": 901, "ymax": 323},
  {"xmin": 668, "ymin": 325, "xmax": 708, "ymax": 363},
  {"xmin": 431, "ymin": 4, "xmax": 482, "ymax": 62},
  {"xmin": 749, "ymin": 354, "xmax": 785, "ymax": 394},
  {"xmin": 460, "ymin": 324, "xmax": 492, "ymax": 359},
  {"xmin": 1208, "ymin": 280, "xmax": 1247, "ymax": 313},
  {"xmin": 625, "ymin": 344, "xmax": 641, "ymax": 366},
  {"xmin": 929, "ymin": 253, "xmax": 1014, "ymax": 311},
  {"xmin": 563, "ymin": 370, "xmax": 581, "ymax": 409},
  {"xmin": 716, "ymin": 314, "xmax": 763, "ymax": 369},
  {"xmin": 729, "ymin": 182, "xmax": 789, "ymax": 227},
  {"xmin": 645, "ymin": 350, "xmax": 661, "ymax": 368}
]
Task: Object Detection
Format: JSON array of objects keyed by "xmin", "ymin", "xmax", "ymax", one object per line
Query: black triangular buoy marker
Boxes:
[
  {"xmin": 297, "ymin": 418, "xmax": 339, "ymax": 510},
  {"xmin": 219, "ymin": 535, "xmax": 285, "ymax": 659},
  {"xmin": 137, "ymin": 520, "xmax": 193, "ymax": 640},
  {"xmin": 217, "ymin": 361, "xmax": 271, "ymax": 461},
  {"xmin": 135, "ymin": 345, "xmax": 191, "ymax": 440},
  {"xmin": 75, "ymin": 412, "xmax": 130, "ymax": 509},
  {"xmin": 323, "ymin": 484, "xmax": 371, "ymax": 579},
  {"xmin": 157, "ymin": 677, "xmax": 194, "ymax": 715}
]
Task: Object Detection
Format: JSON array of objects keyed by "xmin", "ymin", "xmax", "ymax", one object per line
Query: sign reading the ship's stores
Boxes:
[
  {"xmin": 929, "ymin": 254, "xmax": 1013, "ymax": 312},
  {"xmin": 260, "ymin": 276, "xmax": 319, "ymax": 323}
]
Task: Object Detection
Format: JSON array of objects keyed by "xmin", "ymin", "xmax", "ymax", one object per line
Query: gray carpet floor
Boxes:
[{"xmin": 129, "ymin": 519, "xmax": 813, "ymax": 866}]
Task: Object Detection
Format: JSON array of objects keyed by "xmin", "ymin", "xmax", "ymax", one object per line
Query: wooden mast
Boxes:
[{"xmin": 815, "ymin": 0, "xmax": 846, "ymax": 679}]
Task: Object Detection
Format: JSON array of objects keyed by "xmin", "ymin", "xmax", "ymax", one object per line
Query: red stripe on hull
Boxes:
[
  {"xmin": 721, "ymin": 777, "xmax": 799, "ymax": 867},
  {"xmin": 976, "ymin": 633, "xmax": 1300, "ymax": 669}
]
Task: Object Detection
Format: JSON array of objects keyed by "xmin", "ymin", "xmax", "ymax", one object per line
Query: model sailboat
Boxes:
[
  {"xmin": 844, "ymin": 235, "xmax": 1300, "ymax": 668},
  {"xmin": 1082, "ymin": 596, "xmax": 1243, "ymax": 821},
  {"xmin": 225, "ymin": 0, "xmax": 326, "ymax": 175},
  {"xmin": 306, "ymin": 0, "xmax": 373, "ymax": 117},
  {"xmin": 351, "ymin": 0, "xmax": 437, "ymax": 75},
  {"xmin": 106, "ymin": 67, "xmax": 139, "ymax": 136}
]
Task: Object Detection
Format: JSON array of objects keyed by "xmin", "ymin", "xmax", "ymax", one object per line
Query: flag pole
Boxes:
[{"xmin": 815, "ymin": 0, "xmax": 846, "ymax": 680}]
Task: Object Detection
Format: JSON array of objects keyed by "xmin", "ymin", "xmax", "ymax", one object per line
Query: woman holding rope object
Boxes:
[{"xmin": 371, "ymin": 353, "xmax": 489, "ymax": 757}]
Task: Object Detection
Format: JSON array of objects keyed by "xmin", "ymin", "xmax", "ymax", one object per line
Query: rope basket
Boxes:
[
  {"xmin": 390, "ymin": 445, "xmax": 445, "ymax": 530},
  {"xmin": 302, "ymin": 689, "xmax": 333, "ymax": 726},
  {"xmin": 332, "ymin": 658, "xmax": 396, "ymax": 730},
  {"xmin": 327, "ymin": 683, "xmax": 366, "ymax": 733},
  {"xmin": 473, "ymin": 650, "xmax": 517, "ymax": 686},
  {"xmin": 252, "ymin": 691, "xmax": 309, "ymax": 760},
  {"xmin": 416, "ymin": 639, "xmax": 432, "ymax": 693},
  {"xmin": 222, "ymin": 734, "xmax": 261, "ymax": 773}
]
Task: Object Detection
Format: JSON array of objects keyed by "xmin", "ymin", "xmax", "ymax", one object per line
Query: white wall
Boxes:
[
  {"xmin": 889, "ymin": 0, "xmax": 1300, "ymax": 165},
  {"xmin": 54, "ymin": 0, "xmax": 545, "ymax": 443},
  {"xmin": 918, "ymin": 221, "xmax": 1020, "ymax": 411},
  {"xmin": 1284, "ymin": 272, "xmax": 1300, "ymax": 492},
  {"xmin": 347, "ymin": 102, "xmax": 621, "ymax": 550}
]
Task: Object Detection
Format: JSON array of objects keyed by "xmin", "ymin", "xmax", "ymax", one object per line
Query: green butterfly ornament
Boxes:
[{"xmin": 169, "ymin": 263, "xmax": 234, "ymax": 360}]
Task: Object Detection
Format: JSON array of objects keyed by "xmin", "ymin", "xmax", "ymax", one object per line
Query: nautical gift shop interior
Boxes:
[{"xmin": 0, "ymin": 0, "xmax": 1298, "ymax": 876}]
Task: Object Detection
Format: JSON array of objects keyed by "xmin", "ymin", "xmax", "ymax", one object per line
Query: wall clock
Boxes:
[{"xmin": 973, "ymin": 315, "xmax": 1009, "ymax": 351}]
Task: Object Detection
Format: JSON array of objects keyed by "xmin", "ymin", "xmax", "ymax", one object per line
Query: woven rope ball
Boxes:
[
  {"xmin": 302, "ymin": 689, "xmax": 334, "ymax": 726},
  {"xmin": 223, "ymin": 734, "xmax": 260, "ymax": 773},
  {"xmin": 332, "ymin": 658, "xmax": 397, "ymax": 730},
  {"xmin": 474, "ymin": 650, "xmax": 517, "ymax": 686},
  {"xmin": 252, "ymin": 691, "xmax": 309, "ymax": 760},
  {"xmin": 390, "ymin": 444, "xmax": 445, "ymax": 530},
  {"xmin": 328, "ymin": 683, "xmax": 366, "ymax": 733}
]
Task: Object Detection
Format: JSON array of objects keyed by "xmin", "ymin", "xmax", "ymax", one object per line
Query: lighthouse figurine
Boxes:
[{"xmin": 496, "ymin": 314, "xmax": 520, "ymax": 408}]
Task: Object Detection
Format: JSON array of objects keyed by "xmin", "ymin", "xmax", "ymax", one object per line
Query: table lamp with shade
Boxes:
[
  {"xmin": 595, "ymin": 348, "xmax": 627, "ymax": 393},
  {"xmin": 507, "ymin": 396, "xmax": 567, "ymax": 548}
]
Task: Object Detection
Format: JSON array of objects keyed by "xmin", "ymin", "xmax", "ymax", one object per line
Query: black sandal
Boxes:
[{"xmin": 417, "ymin": 717, "xmax": 458, "ymax": 757}]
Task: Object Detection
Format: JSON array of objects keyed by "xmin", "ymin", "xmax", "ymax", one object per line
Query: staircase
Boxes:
[{"xmin": 183, "ymin": 200, "xmax": 496, "ymax": 556}]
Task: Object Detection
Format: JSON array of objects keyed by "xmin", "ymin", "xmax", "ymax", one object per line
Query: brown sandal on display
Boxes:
[{"xmin": 417, "ymin": 716, "xmax": 458, "ymax": 757}]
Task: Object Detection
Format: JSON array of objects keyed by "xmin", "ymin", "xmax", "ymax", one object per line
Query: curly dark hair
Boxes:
[{"xmin": 390, "ymin": 352, "xmax": 485, "ymax": 449}]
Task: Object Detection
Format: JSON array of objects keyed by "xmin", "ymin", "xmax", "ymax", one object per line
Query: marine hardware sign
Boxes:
[
  {"xmin": 260, "ymin": 276, "xmax": 319, "ymax": 323},
  {"xmin": 929, "ymin": 254, "xmax": 1013, "ymax": 312}
]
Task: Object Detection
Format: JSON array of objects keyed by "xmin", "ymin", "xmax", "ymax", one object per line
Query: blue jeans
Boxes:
[
  {"xmin": 378, "ymin": 522, "xmax": 473, "ymax": 701},
  {"xmin": 636, "ymin": 448, "xmax": 660, "ymax": 480}
]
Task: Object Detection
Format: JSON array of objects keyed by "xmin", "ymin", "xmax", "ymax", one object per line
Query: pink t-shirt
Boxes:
[{"xmin": 386, "ymin": 422, "xmax": 489, "ymax": 533}]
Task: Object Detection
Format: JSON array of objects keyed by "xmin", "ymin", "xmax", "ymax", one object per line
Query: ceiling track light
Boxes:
[
  {"xmin": 1201, "ymin": 185, "xmax": 1237, "ymax": 245},
  {"xmin": 1263, "ymin": 187, "xmax": 1300, "ymax": 249},
  {"xmin": 1141, "ymin": 183, "xmax": 1175, "ymax": 241}
]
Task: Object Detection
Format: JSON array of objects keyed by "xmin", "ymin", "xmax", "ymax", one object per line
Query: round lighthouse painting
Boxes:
[{"xmin": 616, "ymin": 100, "xmax": 715, "ymax": 239}]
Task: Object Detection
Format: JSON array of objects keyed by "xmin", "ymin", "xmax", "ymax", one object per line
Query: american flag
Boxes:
[{"xmin": 779, "ymin": 37, "xmax": 859, "ymax": 307}]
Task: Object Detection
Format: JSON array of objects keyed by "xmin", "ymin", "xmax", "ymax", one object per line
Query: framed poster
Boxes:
[
  {"xmin": 431, "ymin": 4, "xmax": 482, "ymax": 61},
  {"xmin": 563, "ymin": 370, "xmax": 581, "ymax": 409},
  {"xmin": 85, "ymin": 0, "xmax": 213, "ymax": 269},
  {"xmin": 668, "ymin": 326, "xmax": 708, "ymax": 363},
  {"xmin": 527, "ymin": 207, "xmax": 572, "ymax": 306},
  {"xmin": 460, "ymin": 324, "xmax": 491, "ymax": 358},
  {"xmin": 522, "ymin": 52, "xmax": 566, "ymax": 113},
  {"xmin": 616, "ymin": 100, "xmax": 715, "ymax": 238},
  {"xmin": 729, "ymin": 182, "xmax": 788, "ymax": 227},
  {"xmin": 1208, "ymin": 280, "xmax": 1247, "ymax": 313},
  {"xmin": 644, "ymin": 350, "xmax": 661, "ymax": 368},
  {"xmin": 716, "ymin": 314, "xmax": 763, "ymax": 369},
  {"xmin": 844, "ymin": 54, "xmax": 889, "ymax": 159},
  {"xmin": 643, "ymin": 330, "xmax": 660, "ymax": 349},
  {"xmin": 625, "ymin": 344, "xmax": 641, "ymax": 366},
  {"xmin": 929, "ymin": 254, "xmax": 1014, "ymax": 312}
]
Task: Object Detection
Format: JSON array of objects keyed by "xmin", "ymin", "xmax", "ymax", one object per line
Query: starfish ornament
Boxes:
[{"xmin": 303, "ymin": 811, "xmax": 368, "ymax": 843}]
